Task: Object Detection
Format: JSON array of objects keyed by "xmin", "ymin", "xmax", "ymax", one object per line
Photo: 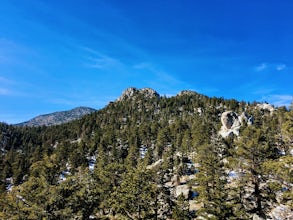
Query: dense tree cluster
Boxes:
[{"xmin": 0, "ymin": 91, "xmax": 292, "ymax": 219}]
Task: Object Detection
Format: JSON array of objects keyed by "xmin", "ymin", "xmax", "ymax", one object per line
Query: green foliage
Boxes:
[
  {"xmin": 111, "ymin": 164, "xmax": 158, "ymax": 219},
  {"xmin": 195, "ymin": 138, "xmax": 234, "ymax": 219},
  {"xmin": 282, "ymin": 109, "xmax": 293, "ymax": 149},
  {"xmin": 263, "ymin": 155, "xmax": 293, "ymax": 208},
  {"xmin": 172, "ymin": 194, "xmax": 190, "ymax": 220},
  {"xmin": 235, "ymin": 126, "xmax": 279, "ymax": 217},
  {"xmin": 0, "ymin": 90, "xmax": 292, "ymax": 219}
]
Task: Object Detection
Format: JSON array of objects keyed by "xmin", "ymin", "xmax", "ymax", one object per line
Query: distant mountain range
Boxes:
[{"xmin": 16, "ymin": 107, "xmax": 96, "ymax": 127}]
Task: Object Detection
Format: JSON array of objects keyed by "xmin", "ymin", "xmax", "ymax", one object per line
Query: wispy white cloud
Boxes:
[
  {"xmin": 255, "ymin": 63, "xmax": 267, "ymax": 72},
  {"xmin": 82, "ymin": 46, "xmax": 189, "ymax": 94},
  {"xmin": 0, "ymin": 76, "xmax": 38, "ymax": 97},
  {"xmin": 133, "ymin": 62, "xmax": 182, "ymax": 85},
  {"xmin": 276, "ymin": 64, "xmax": 286, "ymax": 71},
  {"xmin": 255, "ymin": 62, "xmax": 287, "ymax": 72},
  {"xmin": 132, "ymin": 62, "xmax": 150, "ymax": 69},
  {"xmin": 0, "ymin": 38, "xmax": 35, "ymax": 65},
  {"xmin": 87, "ymin": 56, "xmax": 121, "ymax": 69},
  {"xmin": 81, "ymin": 47, "xmax": 123, "ymax": 70},
  {"xmin": 262, "ymin": 94, "xmax": 292, "ymax": 107}
]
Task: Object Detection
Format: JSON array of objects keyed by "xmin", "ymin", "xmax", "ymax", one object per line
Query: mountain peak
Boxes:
[{"xmin": 117, "ymin": 87, "xmax": 160, "ymax": 101}]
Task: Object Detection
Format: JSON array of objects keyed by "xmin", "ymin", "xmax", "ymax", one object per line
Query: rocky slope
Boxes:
[{"xmin": 16, "ymin": 107, "xmax": 96, "ymax": 127}]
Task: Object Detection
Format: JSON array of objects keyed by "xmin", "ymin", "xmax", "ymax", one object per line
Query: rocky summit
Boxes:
[{"xmin": 116, "ymin": 87, "xmax": 160, "ymax": 101}]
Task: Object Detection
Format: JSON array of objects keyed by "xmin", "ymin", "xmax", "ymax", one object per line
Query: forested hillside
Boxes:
[{"xmin": 0, "ymin": 88, "xmax": 292, "ymax": 219}]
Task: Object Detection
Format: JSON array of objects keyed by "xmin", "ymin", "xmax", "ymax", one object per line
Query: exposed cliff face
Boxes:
[
  {"xmin": 219, "ymin": 111, "xmax": 253, "ymax": 138},
  {"xmin": 117, "ymin": 87, "xmax": 160, "ymax": 101},
  {"xmin": 221, "ymin": 111, "xmax": 240, "ymax": 130},
  {"xmin": 16, "ymin": 107, "xmax": 96, "ymax": 127}
]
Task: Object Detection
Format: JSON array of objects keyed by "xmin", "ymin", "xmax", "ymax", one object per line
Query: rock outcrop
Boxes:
[
  {"xmin": 239, "ymin": 112, "xmax": 254, "ymax": 125},
  {"xmin": 221, "ymin": 111, "xmax": 240, "ymax": 130},
  {"xmin": 175, "ymin": 184, "xmax": 190, "ymax": 199},
  {"xmin": 257, "ymin": 103, "xmax": 275, "ymax": 114},
  {"xmin": 219, "ymin": 111, "xmax": 253, "ymax": 138},
  {"xmin": 219, "ymin": 111, "xmax": 241, "ymax": 137},
  {"xmin": 269, "ymin": 205, "xmax": 293, "ymax": 220},
  {"xmin": 117, "ymin": 87, "xmax": 160, "ymax": 101}
]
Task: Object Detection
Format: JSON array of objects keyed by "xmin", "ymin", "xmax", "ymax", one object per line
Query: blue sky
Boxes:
[{"xmin": 0, "ymin": 0, "xmax": 292, "ymax": 123}]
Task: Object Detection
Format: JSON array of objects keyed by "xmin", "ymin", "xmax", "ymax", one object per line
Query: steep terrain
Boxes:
[
  {"xmin": 16, "ymin": 106, "xmax": 96, "ymax": 127},
  {"xmin": 0, "ymin": 87, "xmax": 292, "ymax": 219}
]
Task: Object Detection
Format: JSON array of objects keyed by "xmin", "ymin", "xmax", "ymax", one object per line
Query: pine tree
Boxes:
[
  {"xmin": 195, "ymin": 137, "xmax": 233, "ymax": 219},
  {"xmin": 0, "ymin": 154, "xmax": 61, "ymax": 219},
  {"xmin": 282, "ymin": 109, "xmax": 293, "ymax": 151},
  {"xmin": 172, "ymin": 194, "xmax": 190, "ymax": 220},
  {"xmin": 125, "ymin": 144, "xmax": 139, "ymax": 169},
  {"xmin": 156, "ymin": 128, "xmax": 170, "ymax": 159},
  {"xmin": 235, "ymin": 126, "xmax": 277, "ymax": 218},
  {"xmin": 182, "ymin": 129, "xmax": 192, "ymax": 157},
  {"xmin": 263, "ymin": 155, "xmax": 293, "ymax": 209},
  {"xmin": 111, "ymin": 164, "xmax": 158, "ymax": 219},
  {"xmin": 93, "ymin": 161, "xmax": 126, "ymax": 215}
]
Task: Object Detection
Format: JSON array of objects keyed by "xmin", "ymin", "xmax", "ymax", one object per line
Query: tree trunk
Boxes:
[{"xmin": 254, "ymin": 176, "xmax": 262, "ymax": 215}]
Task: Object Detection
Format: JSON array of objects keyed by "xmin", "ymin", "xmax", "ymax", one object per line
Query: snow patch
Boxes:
[
  {"xmin": 5, "ymin": 177, "xmax": 13, "ymax": 191},
  {"xmin": 88, "ymin": 155, "xmax": 96, "ymax": 171},
  {"xmin": 139, "ymin": 145, "xmax": 147, "ymax": 158},
  {"xmin": 58, "ymin": 163, "xmax": 71, "ymax": 182}
]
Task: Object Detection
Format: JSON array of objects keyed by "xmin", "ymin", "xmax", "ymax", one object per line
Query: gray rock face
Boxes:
[
  {"xmin": 118, "ymin": 87, "xmax": 137, "ymax": 100},
  {"xmin": 239, "ymin": 112, "xmax": 254, "ymax": 125},
  {"xmin": 252, "ymin": 214, "xmax": 265, "ymax": 220},
  {"xmin": 117, "ymin": 87, "xmax": 160, "ymax": 101},
  {"xmin": 269, "ymin": 205, "xmax": 293, "ymax": 220},
  {"xmin": 175, "ymin": 184, "xmax": 190, "ymax": 199},
  {"xmin": 219, "ymin": 111, "xmax": 253, "ymax": 138},
  {"xmin": 221, "ymin": 111, "xmax": 240, "ymax": 130},
  {"xmin": 257, "ymin": 103, "xmax": 275, "ymax": 114},
  {"xmin": 140, "ymin": 88, "xmax": 160, "ymax": 99},
  {"xmin": 16, "ymin": 107, "xmax": 96, "ymax": 127}
]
